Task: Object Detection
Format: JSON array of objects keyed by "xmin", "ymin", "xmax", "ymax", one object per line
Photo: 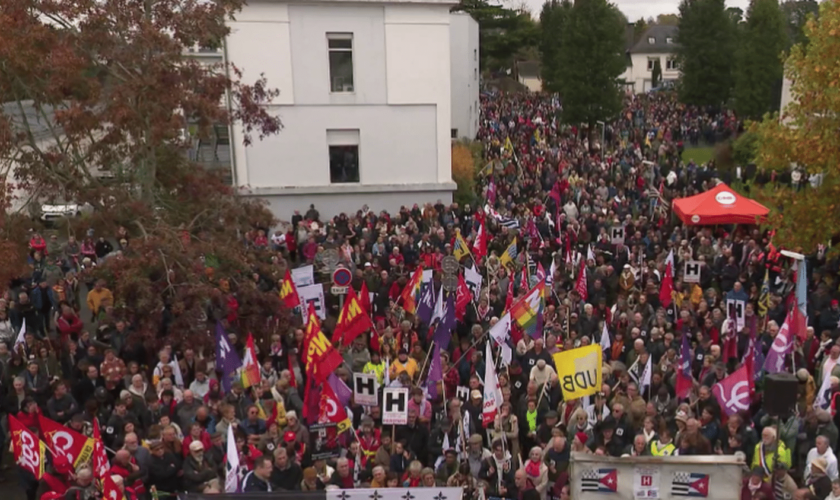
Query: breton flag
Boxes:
[
  {"xmin": 581, "ymin": 468, "xmax": 618, "ymax": 492},
  {"xmin": 671, "ymin": 472, "xmax": 710, "ymax": 497}
]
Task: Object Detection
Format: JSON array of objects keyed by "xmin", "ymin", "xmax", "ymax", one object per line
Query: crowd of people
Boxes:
[{"xmin": 2, "ymin": 91, "xmax": 838, "ymax": 500}]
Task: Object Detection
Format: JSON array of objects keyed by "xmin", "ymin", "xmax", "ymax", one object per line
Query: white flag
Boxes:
[
  {"xmin": 14, "ymin": 319, "xmax": 26, "ymax": 349},
  {"xmin": 641, "ymin": 355, "xmax": 652, "ymax": 390},
  {"xmin": 430, "ymin": 285, "xmax": 445, "ymax": 325},
  {"xmin": 482, "ymin": 342, "xmax": 503, "ymax": 427},
  {"xmin": 600, "ymin": 321, "xmax": 611, "ymax": 352},
  {"xmin": 225, "ymin": 423, "xmax": 240, "ymax": 492},
  {"xmin": 489, "ymin": 314, "xmax": 513, "ymax": 365},
  {"xmin": 171, "ymin": 355, "xmax": 185, "ymax": 388},
  {"xmin": 587, "ymin": 245, "xmax": 596, "ymax": 261},
  {"xmin": 815, "ymin": 369, "xmax": 833, "ymax": 409}
]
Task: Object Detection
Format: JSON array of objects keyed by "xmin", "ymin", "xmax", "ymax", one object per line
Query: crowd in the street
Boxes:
[{"xmin": 3, "ymin": 91, "xmax": 840, "ymax": 500}]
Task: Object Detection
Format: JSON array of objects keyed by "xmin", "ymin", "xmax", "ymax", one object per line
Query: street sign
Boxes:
[
  {"xmin": 332, "ymin": 267, "xmax": 352, "ymax": 287},
  {"xmin": 331, "ymin": 286, "xmax": 348, "ymax": 295},
  {"xmin": 441, "ymin": 256, "xmax": 459, "ymax": 275},
  {"xmin": 441, "ymin": 275, "xmax": 459, "ymax": 292}
]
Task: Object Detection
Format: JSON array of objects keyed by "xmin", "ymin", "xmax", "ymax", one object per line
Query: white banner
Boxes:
[
  {"xmin": 683, "ymin": 260, "xmax": 701, "ymax": 284},
  {"xmin": 291, "ymin": 265, "xmax": 314, "ymax": 287},
  {"xmin": 353, "ymin": 373, "xmax": 379, "ymax": 406},
  {"xmin": 726, "ymin": 299, "xmax": 746, "ymax": 331},
  {"xmin": 326, "ymin": 488, "xmax": 464, "ymax": 500},
  {"xmin": 611, "ymin": 226, "xmax": 625, "ymax": 245},
  {"xmin": 382, "ymin": 388, "xmax": 408, "ymax": 425},
  {"xmin": 464, "ymin": 265, "xmax": 483, "ymax": 300},
  {"xmin": 298, "ymin": 284, "xmax": 326, "ymax": 320}
]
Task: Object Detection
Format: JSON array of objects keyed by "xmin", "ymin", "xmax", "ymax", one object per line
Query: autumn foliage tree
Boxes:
[
  {"xmin": 0, "ymin": 0, "xmax": 286, "ymax": 351},
  {"xmin": 750, "ymin": 0, "xmax": 840, "ymax": 251}
]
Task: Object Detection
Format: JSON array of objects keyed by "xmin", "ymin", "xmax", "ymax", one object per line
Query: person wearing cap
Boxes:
[
  {"xmin": 806, "ymin": 435, "xmax": 839, "ymax": 481},
  {"xmin": 284, "ymin": 410, "xmax": 310, "ymax": 446},
  {"xmin": 435, "ymin": 448, "xmax": 459, "ymax": 484},
  {"xmin": 389, "ymin": 348, "xmax": 418, "ymax": 381},
  {"xmin": 820, "ymin": 299, "xmax": 840, "ymax": 334},
  {"xmin": 148, "ymin": 440, "xmax": 182, "ymax": 494},
  {"xmin": 741, "ymin": 466, "xmax": 773, "ymax": 500},
  {"xmin": 408, "ymin": 387, "xmax": 432, "ymax": 427},
  {"xmin": 595, "ymin": 417, "xmax": 624, "ymax": 457},
  {"xmin": 183, "ymin": 441, "xmax": 219, "ymax": 493},
  {"xmin": 805, "ymin": 457, "xmax": 835, "ymax": 499},
  {"xmin": 466, "ymin": 433, "xmax": 491, "ymax": 477}
]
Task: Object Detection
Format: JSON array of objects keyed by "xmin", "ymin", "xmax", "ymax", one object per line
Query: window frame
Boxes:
[
  {"xmin": 647, "ymin": 37, "xmax": 656, "ymax": 44},
  {"xmin": 327, "ymin": 129, "xmax": 361, "ymax": 184},
  {"xmin": 666, "ymin": 57, "xmax": 679, "ymax": 70},
  {"xmin": 327, "ymin": 32, "xmax": 355, "ymax": 94},
  {"xmin": 647, "ymin": 57, "xmax": 659, "ymax": 71}
]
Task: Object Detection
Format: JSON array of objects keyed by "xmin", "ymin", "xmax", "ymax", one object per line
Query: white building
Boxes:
[
  {"xmin": 224, "ymin": 0, "xmax": 458, "ymax": 220},
  {"xmin": 621, "ymin": 25, "xmax": 680, "ymax": 94},
  {"xmin": 449, "ymin": 12, "xmax": 480, "ymax": 141}
]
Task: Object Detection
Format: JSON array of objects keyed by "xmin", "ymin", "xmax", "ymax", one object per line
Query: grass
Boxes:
[{"xmin": 683, "ymin": 145, "xmax": 716, "ymax": 166}]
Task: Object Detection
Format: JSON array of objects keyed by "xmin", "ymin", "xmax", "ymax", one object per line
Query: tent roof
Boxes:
[{"xmin": 672, "ymin": 183, "xmax": 769, "ymax": 226}]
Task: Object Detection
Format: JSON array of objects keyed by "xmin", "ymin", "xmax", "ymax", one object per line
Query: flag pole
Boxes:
[{"xmin": 416, "ymin": 341, "xmax": 436, "ymax": 388}]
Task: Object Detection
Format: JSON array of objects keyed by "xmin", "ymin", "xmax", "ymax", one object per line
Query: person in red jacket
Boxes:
[
  {"xmin": 741, "ymin": 467, "xmax": 773, "ymax": 500},
  {"xmin": 29, "ymin": 233, "xmax": 47, "ymax": 255},
  {"xmin": 56, "ymin": 305, "xmax": 83, "ymax": 344}
]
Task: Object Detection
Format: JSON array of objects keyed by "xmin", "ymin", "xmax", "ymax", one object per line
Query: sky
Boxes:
[{"xmin": 521, "ymin": 0, "xmax": 751, "ymax": 22}]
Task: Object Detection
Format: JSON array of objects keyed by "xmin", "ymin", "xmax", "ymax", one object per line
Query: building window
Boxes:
[
  {"xmin": 648, "ymin": 37, "xmax": 655, "ymax": 44},
  {"xmin": 666, "ymin": 37, "xmax": 674, "ymax": 44},
  {"xmin": 327, "ymin": 129, "xmax": 360, "ymax": 183},
  {"xmin": 666, "ymin": 57, "xmax": 679, "ymax": 70},
  {"xmin": 647, "ymin": 57, "xmax": 659, "ymax": 71},
  {"xmin": 451, "ymin": 129, "xmax": 458, "ymax": 139},
  {"xmin": 474, "ymin": 49, "xmax": 477, "ymax": 61},
  {"xmin": 474, "ymin": 68, "xmax": 478, "ymax": 80},
  {"xmin": 327, "ymin": 33, "xmax": 354, "ymax": 93}
]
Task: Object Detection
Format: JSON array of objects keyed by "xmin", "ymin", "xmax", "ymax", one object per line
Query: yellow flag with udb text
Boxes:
[{"xmin": 552, "ymin": 344, "xmax": 602, "ymax": 400}]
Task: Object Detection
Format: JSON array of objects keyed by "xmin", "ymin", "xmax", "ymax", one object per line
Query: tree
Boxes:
[
  {"xmin": 454, "ymin": 0, "xmax": 538, "ymax": 73},
  {"xmin": 750, "ymin": 0, "xmax": 840, "ymax": 251},
  {"xmin": 633, "ymin": 17, "xmax": 649, "ymax": 44},
  {"xmin": 0, "ymin": 0, "xmax": 284, "ymax": 348},
  {"xmin": 652, "ymin": 59, "xmax": 663, "ymax": 88},
  {"xmin": 540, "ymin": 0, "xmax": 573, "ymax": 91},
  {"xmin": 733, "ymin": 0, "xmax": 787, "ymax": 119},
  {"xmin": 677, "ymin": 0, "xmax": 738, "ymax": 106},
  {"xmin": 657, "ymin": 13, "xmax": 680, "ymax": 25},
  {"xmin": 781, "ymin": 0, "xmax": 819, "ymax": 47},
  {"xmin": 550, "ymin": 0, "xmax": 626, "ymax": 138},
  {"xmin": 727, "ymin": 6, "xmax": 746, "ymax": 24}
]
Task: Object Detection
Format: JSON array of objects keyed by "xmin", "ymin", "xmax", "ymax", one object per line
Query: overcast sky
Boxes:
[{"xmin": 521, "ymin": 0, "xmax": 752, "ymax": 22}]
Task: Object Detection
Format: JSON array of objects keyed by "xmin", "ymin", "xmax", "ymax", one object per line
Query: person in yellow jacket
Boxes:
[
  {"xmin": 752, "ymin": 427, "xmax": 792, "ymax": 481},
  {"xmin": 389, "ymin": 349, "xmax": 418, "ymax": 382},
  {"xmin": 363, "ymin": 351, "xmax": 386, "ymax": 385},
  {"xmin": 650, "ymin": 428, "xmax": 676, "ymax": 456}
]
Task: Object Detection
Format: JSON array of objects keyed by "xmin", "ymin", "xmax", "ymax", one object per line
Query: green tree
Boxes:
[
  {"xmin": 733, "ymin": 0, "xmax": 787, "ymax": 118},
  {"xmin": 454, "ymin": 0, "xmax": 538, "ymax": 72},
  {"xmin": 781, "ymin": 0, "xmax": 819, "ymax": 47},
  {"xmin": 652, "ymin": 59, "xmax": 663, "ymax": 88},
  {"xmin": 727, "ymin": 6, "xmax": 745, "ymax": 24},
  {"xmin": 677, "ymin": 0, "xmax": 738, "ymax": 106},
  {"xmin": 539, "ymin": 0, "xmax": 573, "ymax": 91},
  {"xmin": 657, "ymin": 13, "xmax": 680, "ymax": 25},
  {"xmin": 633, "ymin": 17, "xmax": 649, "ymax": 44},
  {"xmin": 750, "ymin": 0, "xmax": 840, "ymax": 251},
  {"xmin": 552, "ymin": 0, "xmax": 626, "ymax": 139}
]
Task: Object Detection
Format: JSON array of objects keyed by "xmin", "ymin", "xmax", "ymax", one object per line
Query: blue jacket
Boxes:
[{"xmin": 31, "ymin": 287, "xmax": 57, "ymax": 310}]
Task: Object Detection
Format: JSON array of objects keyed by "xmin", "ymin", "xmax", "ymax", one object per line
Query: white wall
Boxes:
[
  {"xmin": 449, "ymin": 12, "xmax": 479, "ymax": 140},
  {"xmin": 518, "ymin": 76, "xmax": 542, "ymax": 93},
  {"xmin": 224, "ymin": 0, "xmax": 456, "ymax": 219},
  {"xmin": 626, "ymin": 53, "xmax": 680, "ymax": 94}
]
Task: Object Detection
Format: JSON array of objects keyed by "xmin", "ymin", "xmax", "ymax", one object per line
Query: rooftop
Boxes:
[{"xmin": 630, "ymin": 25, "xmax": 678, "ymax": 54}]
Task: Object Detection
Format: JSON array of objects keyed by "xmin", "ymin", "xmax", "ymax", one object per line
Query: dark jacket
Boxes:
[
  {"xmin": 46, "ymin": 394, "xmax": 80, "ymax": 424},
  {"xmin": 270, "ymin": 463, "xmax": 303, "ymax": 491},
  {"xmin": 243, "ymin": 471, "xmax": 272, "ymax": 492},
  {"xmin": 182, "ymin": 455, "xmax": 218, "ymax": 493},
  {"xmin": 149, "ymin": 451, "xmax": 182, "ymax": 494}
]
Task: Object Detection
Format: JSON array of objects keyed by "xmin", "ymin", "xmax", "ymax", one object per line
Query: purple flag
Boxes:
[
  {"xmin": 433, "ymin": 293, "xmax": 456, "ymax": 350},
  {"xmin": 746, "ymin": 315, "xmax": 765, "ymax": 381},
  {"xmin": 416, "ymin": 282, "xmax": 436, "ymax": 325},
  {"xmin": 763, "ymin": 314, "xmax": 792, "ymax": 374},
  {"xmin": 327, "ymin": 373, "xmax": 352, "ymax": 408},
  {"xmin": 426, "ymin": 345, "xmax": 443, "ymax": 399},
  {"xmin": 487, "ymin": 179, "xmax": 497, "ymax": 206},
  {"xmin": 215, "ymin": 322, "xmax": 241, "ymax": 392}
]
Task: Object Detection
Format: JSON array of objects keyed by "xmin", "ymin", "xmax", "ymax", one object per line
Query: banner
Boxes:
[
  {"xmin": 712, "ymin": 365, "xmax": 751, "ymax": 417},
  {"xmin": 291, "ymin": 265, "xmax": 314, "ymax": 287},
  {"xmin": 482, "ymin": 342, "xmax": 502, "ymax": 427},
  {"xmin": 178, "ymin": 487, "xmax": 465, "ymax": 500},
  {"xmin": 552, "ymin": 344, "xmax": 602, "ymax": 400},
  {"xmin": 382, "ymin": 388, "xmax": 409, "ymax": 425},
  {"xmin": 310, "ymin": 423, "xmax": 342, "ymax": 460},
  {"xmin": 298, "ymin": 284, "xmax": 326, "ymax": 320},
  {"xmin": 353, "ymin": 373, "xmax": 379, "ymax": 406},
  {"xmin": 10, "ymin": 415, "xmax": 46, "ymax": 480},
  {"xmin": 464, "ymin": 265, "xmax": 483, "ymax": 300}
]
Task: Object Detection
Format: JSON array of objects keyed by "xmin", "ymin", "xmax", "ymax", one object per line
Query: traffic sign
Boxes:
[
  {"xmin": 441, "ymin": 256, "xmax": 459, "ymax": 275},
  {"xmin": 332, "ymin": 267, "xmax": 352, "ymax": 287},
  {"xmin": 331, "ymin": 286, "xmax": 348, "ymax": 295},
  {"xmin": 441, "ymin": 275, "xmax": 459, "ymax": 292}
]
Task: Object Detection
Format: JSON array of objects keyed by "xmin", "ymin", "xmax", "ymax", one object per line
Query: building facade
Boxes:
[
  {"xmin": 449, "ymin": 12, "xmax": 480, "ymax": 141},
  {"xmin": 621, "ymin": 25, "xmax": 680, "ymax": 94},
  {"xmin": 224, "ymin": 0, "xmax": 457, "ymax": 220}
]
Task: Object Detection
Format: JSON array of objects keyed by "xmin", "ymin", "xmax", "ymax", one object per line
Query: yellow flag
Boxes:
[
  {"xmin": 500, "ymin": 238, "xmax": 518, "ymax": 270},
  {"xmin": 504, "ymin": 137, "xmax": 513, "ymax": 152},
  {"xmin": 552, "ymin": 344, "xmax": 602, "ymax": 400},
  {"xmin": 453, "ymin": 230, "xmax": 472, "ymax": 261},
  {"xmin": 534, "ymin": 128, "xmax": 541, "ymax": 143}
]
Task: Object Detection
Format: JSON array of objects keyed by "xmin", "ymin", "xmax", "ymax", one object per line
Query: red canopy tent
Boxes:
[{"xmin": 672, "ymin": 183, "xmax": 769, "ymax": 225}]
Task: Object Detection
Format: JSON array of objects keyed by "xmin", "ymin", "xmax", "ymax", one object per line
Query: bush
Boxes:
[
  {"xmin": 452, "ymin": 142, "xmax": 479, "ymax": 206},
  {"xmin": 732, "ymin": 131, "xmax": 758, "ymax": 167}
]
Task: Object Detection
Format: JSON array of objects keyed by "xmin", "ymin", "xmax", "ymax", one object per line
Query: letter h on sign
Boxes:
[
  {"xmin": 356, "ymin": 375, "xmax": 376, "ymax": 396},
  {"xmin": 385, "ymin": 391, "xmax": 406, "ymax": 413}
]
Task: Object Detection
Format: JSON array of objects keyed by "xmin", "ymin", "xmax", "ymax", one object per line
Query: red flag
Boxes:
[
  {"xmin": 575, "ymin": 258, "xmax": 588, "ymax": 301},
  {"xmin": 504, "ymin": 275, "xmax": 515, "ymax": 313},
  {"xmin": 359, "ymin": 281, "xmax": 372, "ymax": 315},
  {"xmin": 399, "ymin": 266, "xmax": 424, "ymax": 314},
  {"xmin": 472, "ymin": 220, "xmax": 487, "ymax": 261},
  {"xmin": 711, "ymin": 364, "xmax": 751, "ymax": 417},
  {"xmin": 103, "ymin": 471, "xmax": 124, "ymax": 500},
  {"xmin": 319, "ymin": 381, "xmax": 352, "ymax": 434},
  {"xmin": 38, "ymin": 415, "xmax": 94, "ymax": 467},
  {"xmin": 301, "ymin": 365, "xmax": 321, "ymax": 425},
  {"xmin": 334, "ymin": 287, "xmax": 374, "ymax": 346},
  {"xmin": 788, "ymin": 293, "xmax": 807, "ymax": 343},
  {"xmin": 42, "ymin": 473, "xmax": 68, "ymax": 496},
  {"xmin": 9, "ymin": 414, "xmax": 46, "ymax": 480},
  {"xmin": 92, "ymin": 419, "xmax": 110, "ymax": 479},
  {"xmin": 659, "ymin": 254, "xmax": 674, "ymax": 308},
  {"xmin": 279, "ymin": 269, "xmax": 301, "ymax": 309},
  {"xmin": 456, "ymin": 273, "xmax": 472, "ymax": 321},
  {"xmin": 302, "ymin": 303, "xmax": 344, "ymax": 382}
]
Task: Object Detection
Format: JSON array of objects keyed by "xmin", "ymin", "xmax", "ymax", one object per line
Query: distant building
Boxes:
[
  {"xmin": 516, "ymin": 61, "xmax": 542, "ymax": 92},
  {"xmin": 223, "ymin": 0, "xmax": 457, "ymax": 219},
  {"xmin": 450, "ymin": 12, "xmax": 480, "ymax": 141},
  {"xmin": 620, "ymin": 24, "xmax": 680, "ymax": 94}
]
